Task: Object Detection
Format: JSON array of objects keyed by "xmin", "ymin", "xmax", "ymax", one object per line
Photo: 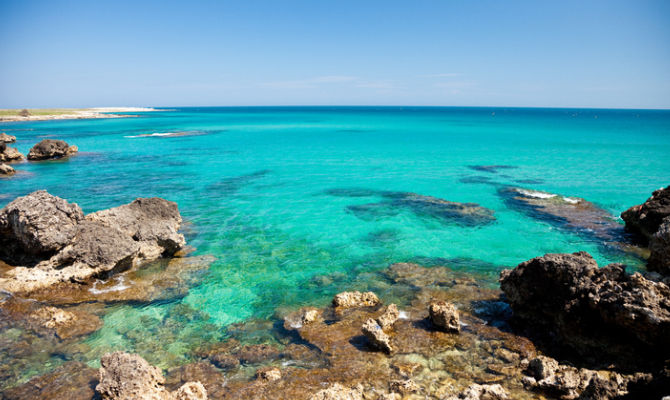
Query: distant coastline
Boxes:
[{"xmin": 0, "ymin": 107, "xmax": 160, "ymax": 122}]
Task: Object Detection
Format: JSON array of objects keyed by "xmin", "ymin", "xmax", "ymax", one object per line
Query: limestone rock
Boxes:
[
  {"xmin": 0, "ymin": 142, "xmax": 24, "ymax": 162},
  {"xmin": 1, "ymin": 361, "xmax": 99, "ymax": 400},
  {"xmin": 173, "ymin": 382, "xmax": 208, "ymax": 400},
  {"xmin": 649, "ymin": 217, "xmax": 670, "ymax": 275},
  {"xmin": 429, "ymin": 300, "xmax": 460, "ymax": 332},
  {"xmin": 310, "ymin": 383, "xmax": 364, "ymax": 400},
  {"xmin": 97, "ymin": 351, "xmax": 169, "ymax": 400},
  {"xmin": 361, "ymin": 318, "xmax": 393, "ymax": 353},
  {"xmin": 447, "ymin": 384, "xmax": 510, "ymax": 400},
  {"xmin": 333, "ymin": 291, "xmax": 380, "ymax": 309},
  {"xmin": 0, "ymin": 132, "xmax": 16, "ymax": 143},
  {"xmin": 622, "ymin": 185, "xmax": 670, "ymax": 242},
  {"xmin": 0, "ymin": 163, "xmax": 15, "ymax": 175},
  {"xmin": 27, "ymin": 139, "xmax": 78, "ymax": 160},
  {"xmin": 255, "ymin": 367, "xmax": 281, "ymax": 382},
  {"xmin": 377, "ymin": 303, "xmax": 399, "ymax": 329}
]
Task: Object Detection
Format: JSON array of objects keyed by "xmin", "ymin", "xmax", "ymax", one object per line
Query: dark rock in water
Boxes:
[
  {"xmin": 649, "ymin": 217, "xmax": 670, "ymax": 275},
  {"xmin": 346, "ymin": 202, "xmax": 401, "ymax": 220},
  {"xmin": 234, "ymin": 343, "xmax": 281, "ymax": 364},
  {"xmin": 1, "ymin": 361, "xmax": 99, "ymax": 400},
  {"xmin": 459, "ymin": 175, "xmax": 495, "ymax": 185},
  {"xmin": 0, "ymin": 132, "xmax": 17, "ymax": 143},
  {"xmin": 207, "ymin": 169, "xmax": 271, "ymax": 195},
  {"xmin": 0, "ymin": 190, "xmax": 85, "ymax": 260},
  {"xmin": 166, "ymin": 361, "xmax": 225, "ymax": 399},
  {"xmin": 323, "ymin": 187, "xmax": 381, "ymax": 197},
  {"xmin": 621, "ymin": 185, "xmax": 670, "ymax": 243},
  {"xmin": 27, "ymin": 139, "xmax": 78, "ymax": 160},
  {"xmin": 0, "ymin": 162, "xmax": 15, "ymax": 176},
  {"xmin": 500, "ymin": 252, "xmax": 670, "ymax": 368},
  {"xmin": 362, "ymin": 228, "xmax": 400, "ymax": 246},
  {"xmin": 468, "ymin": 165, "xmax": 517, "ymax": 173},
  {"xmin": 0, "ymin": 142, "xmax": 24, "ymax": 162},
  {"xmin": 515, "ymin": 178, "xmax": 545, "ymax": 185}
]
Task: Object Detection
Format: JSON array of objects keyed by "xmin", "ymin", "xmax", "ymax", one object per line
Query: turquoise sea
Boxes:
[{"xmin": 1, "ymin": 107, "xmax": 670, "ymax": 382}]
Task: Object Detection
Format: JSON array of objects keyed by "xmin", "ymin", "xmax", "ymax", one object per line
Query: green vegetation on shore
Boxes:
[{"xmin": 0, "ymin": 108, "xmax": 88, "ymax": 117}]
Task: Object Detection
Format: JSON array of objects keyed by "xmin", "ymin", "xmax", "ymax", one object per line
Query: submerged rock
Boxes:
[
  {"xmin": 429, "ymin": 301, "xmax": 460, "ymax": 332},
  {"xmin": 0, "ymin": 162, "xmax": 15, "ymax": 175},
  {"xmin": 1, "ymin": 361, "xmax": 99, "ymax": 400},
  {"xmin": 500, "ymin": 252, "xmax": 670, "ymax": 367},
  {"xmin": 0, "ymin": 132, "xmax": 16, "ymax": 143},
  {"xmin": 0, "ymin": 142, "xmax": 24, "ymax": 162},
  {"xmin": 255, "ymin": 367, "xmax": 282, "ymax": 382},
  {"xmin": 333, "ymin": 291, "xmax": 380, "ymax": 309},
  {"xmin": 27, "ymin": 139, "xmax": 78, "ymax": 160},
  {"xmin": 468, "ymin": 165, "xmax": 517, "ymax": 173},
  {"xmin": 621, "ymin": 185, "xmax": 670, "ymax": 242},
  {"xmin": 649, "ymin": 217, "xmax": 670, "ymax": 275}
]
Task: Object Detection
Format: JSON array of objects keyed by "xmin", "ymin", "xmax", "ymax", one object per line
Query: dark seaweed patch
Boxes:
[
  {"xmin": 323, "ymin": 188, "xmax": 381, "ymax": 197},
  {"xmin": 362, "ymin": 228, "xmax": 400, "ymax": 246},
  {"xmin": 208, "ymin": 169, "xmax": 272, "ymax": 195},
  {"xmin": 515, "ymin": 178, "xmax": 545, "ymax": 185},
  {"xmin": 346, "ymin": 202, "xmax": 401, "ymax": 221},
  {"xmin": 459, "ymin": 175, "xmax": 495, "ymax": 185},
  {"xmin": 468, "ymin": 165, "xmax": 518, "ymax": 173}
]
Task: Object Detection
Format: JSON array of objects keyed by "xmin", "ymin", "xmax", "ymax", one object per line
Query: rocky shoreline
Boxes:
[{"xmin": 0, "ymin": 187, "xmax": 669, "ymax": 399}]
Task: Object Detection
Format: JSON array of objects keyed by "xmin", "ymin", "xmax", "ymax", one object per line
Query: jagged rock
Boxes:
[
  {"xmin": 96, "ymin": 352, "xmax": 207, "ymax": 400},
  {"xmin": 429, "ymin": 300, "xmax": 460, "ymax": 332},
  {"xmin": 27, "ymin": 139, "xmax": 78, "ymax": 160},
  {"xmin": 447, "ymin": 383, "xmax": 510, "ymax": 400},
  {"xmin": 0, "ymin": 190, "xmax": 84, "ymax": 259},
  {"xmin": 0, "ymin": 163, "xmax": 15, "ymax": 175},
  {"xmin": 87, "ymin": 197, "xmax": 185, "ymax": 260},
  {"xmin": 310, "ymin": 383, "xmax": 364, "ymax": 400},
  {"xmin": 255, "ymin": 367, "xmax": 281, "ymax": 382},
  {"xmin": 0, "ymin": 142, "xmax": 24, "ymax": 162},
  {"xmin": 622, "ymin": 185, "xmax": 670, "ymax": 242},
  {"xmin": 283, "ymin": 307, "xmax": 322, "ymax": 330},
  {"xmin": 361, "ymin": 318, "xmax": 393, "ymax": 353},
  {"xmin": 377, "ymin": 304, "xmax": 399, "ymax": 329},
  {"xmin": 649, "ymin": 217, "xmax": 670, "ymax": 275},
  {"xmin": 333, "ymin": 291, "xmax": 380, "ymax": 309},
  {"xmin": 500, "ymin": 252, "xmax": 670, "ymax": 366},
  {"xmin": 0, "ymin": 132, "xmax": 16, "ymax": 143}
]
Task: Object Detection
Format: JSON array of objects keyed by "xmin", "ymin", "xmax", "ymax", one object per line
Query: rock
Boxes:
[
  {"xmin": 0, "ymin": 132, "xmax": 16, "ymax": 143},
  {"xmin": 209, "ymin": 353, "xmax": 239, "ymax": 370},
  {"xmin": 622, "ymin": 185, "xmax": 670, "ymax": 242},
  {"xmin": 333, "ymin": 291, "xmax": 380, "ymax": 309},
  {"xmin": 0, "ymin": 190, "xmax": 84, "ymax": 260},
  {"xmin": 165, "ymin": 362, "xmax": 224, "ymax": 399},
  {"xmin": 87, "ymin": 197, "xmax": 185, "ymax": 260},
  {"xmin": 0, "ymin": 142, "xmax": 24, "ymax": 162},
  {"xmin": 255, "ymin": 367, "xmax": 281, "ymax": 382},
  {"xmin": 377, "ymin": 304, "xmax": 399, "ymax": 329},
  {"xmin": 1, "ymin": 361, "xmax": 99, "ymax": 400},
  {"xmin": 361, "ymin": 318, "xmax": 393, "ymax": 353},
  {"xmin": 389, "ymin": 379, "xmax": 419, "ymax": 394},
  {"xmin": 0, "ymin": 163, "xmax": 15, "ymax": 175},
  {"xmin": 283, "ymin": 307, "xmax": 322, "ymax": 330},
  {"xmin": 429, "ymin": 300, "xmax": 460, "ymax": 332},
  {"xmin": 500, "ymin": 252, "xmax": 670, "ymax": 366},
  {"xmin": 96, "ymin": 352, "xmax": 207, "ymax": 400},
  {"xmin": 26, "ymin": 305, "xmax": 102, "ymax": 339},
  {"xmin": 27, "ymin": 139, "xmax": 78, "ymax": 160},
  {"xmin": 173, "ymin": 382, "xmax": 208, "ymax": 400},
  {"xmin": 310, "ymin": 383, "xmax": 364, "ymax": 400},
  {"xmin": 447, "ymin": 383, "xmax": 510, "ymax": 400},
  {"xmin": 649, "ymin": 217, "xmax": 670, "ymax": 275},
  {"xmin": 234, "ymin": 343, "xmax": 281, "ymax": 364}
]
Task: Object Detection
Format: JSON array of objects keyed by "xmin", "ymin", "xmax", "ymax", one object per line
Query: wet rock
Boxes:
[
  {"xmin": 649, "ymin": 217, "xmax": 670, "ymax": 275},
  {"xmin": 173, "ymin": 382, "xmax": 208, "ymax": 400},
  {"xmin": 235, "ymin": 343, "xmax": 281, "ymax": 364},
  {"xmin": 333, "ymin": 291, "xmax": 380, "ymax": 309},
  {"xmin": 622, "ymin": 185, "xmax": 670, "ymax": 242},
  {"xmin": 309, "ymin": 383, "xmax": 364, "ymax": 400},
  {"xmin": 283, "ymin": 307, "xmax": 322, "ymax": 330},
  {"xmin": 0, "ymin": 162, "xmax": 15, "ymax": 175},
  {"xmin": 0, "ymin": 132, "xmax": 16, "ymax": 143},
  {"xmin": 361, "ymin": 318, "xmax": 393, "ymax": 353},
  {"xmin": 26, "ymin": 305, "xmax": 102, "ymax": 339},
  {"xmin": 500, "ymin": 252, "xmax": 670, "ymax": 367},
  {"xmin": 447, "ymin": 383, "xmax": 510, "ymax": 400},
  {"xmin": 389, "ymin": 378, "xmax": 419, "ymax": 394},
  {"xmin": 27, "ymin": 139, "xmax": 78, "ymax": 160},
  {"xmin": 429, "ymin": 300, "xmax": 460, "ymax": 332},
  {"xmin": 209, "ymin": 353, "xmax": 240, "ymax": 370},
  {"xmin": 165, "ymin": 362, "xmax": 225, "ymax": 399},
  {"xmin": 377, "ymin": 304, "xmax": 399, "ymax": 329},
  {"xmin": 0, "ymin": 190, "xmax": 84, "ymax": 260},
  {"xmin": 0, "ymin": 142, "xmax": 24, "ymax": 162},
  {"xmin": 255, "ymin": 366, "xmax": 282, "ymax": 382},
  {"xmin": 1, "ymin": 361, "xmax": 99, "ymax": 400}
]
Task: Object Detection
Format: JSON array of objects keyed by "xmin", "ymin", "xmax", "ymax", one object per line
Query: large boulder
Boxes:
[
  {"xmin": 87, "ymin": 197, "xmax": 185, "ymax": 260},
  {"xmin": 0, "ymin": 142, "xmax": 24, "ymax": 162},
  {"xmin": 622, "ymin": 186, "xmax": 670, "ymax": 242},
  {"xmin": 500, "ymin": 252, "xmax": 670, "ymax": 366},
  {"xmin": 0, "ymin": 132, "xmax": 16, "ymax": 143},
  {"xmin": 96, "ymin": 352, "xmax": 207, "ymax": 400},
  {"xmin": 27, "ymin": 139, "xmax": 78, "ymax": 160},
  {"xmin": 0, "ymin": 163, "xmax": 15, "ymax": 175},
  {"xmin": 649, "ymin": 217, "xmax": 670, "ymax": 275},
  {"xmin": 0, "ymin": 190, "xmax": 84, "ymax": 261}
]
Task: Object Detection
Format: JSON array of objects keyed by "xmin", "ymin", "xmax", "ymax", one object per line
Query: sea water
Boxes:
[{"xmin": 1, "ymin": 107, "xmax": 669, "ymax": 379}]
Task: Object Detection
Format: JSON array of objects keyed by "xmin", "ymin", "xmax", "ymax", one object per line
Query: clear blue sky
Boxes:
[{"xmin": 1, "ymin": 0, "xmax": 669, "ymax": 109}]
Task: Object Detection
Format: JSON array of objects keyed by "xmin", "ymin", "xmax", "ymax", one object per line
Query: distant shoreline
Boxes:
[{"xmin": 0, "ymin": 107, "xmax": 161, "ymax": 122}]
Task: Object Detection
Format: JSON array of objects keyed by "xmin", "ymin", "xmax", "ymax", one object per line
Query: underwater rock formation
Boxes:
[
  {"xmin": 621, "ymin": 185, "xmax": 670, "ymax": 242},
  {"xmin": 1, "ymin": 361, "xmax": 99, "ymax": 400},
  {"xmin": 500, "ymin": 252, "xmax": 670, "ymax": 368},
  {"xmin": 0, "ymin": 142, "xmax": 24, "ymax": 162},
  {"xmin": 27, "ymin": 139, "xmax": 78, "ymax": 160},
  {"xmin": 0, "ymin": 191, "xmax": 186, "ymax": 294}
]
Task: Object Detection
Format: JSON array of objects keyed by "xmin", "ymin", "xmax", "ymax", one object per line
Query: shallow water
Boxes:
[{"xmin": 1, "ymin": 107, "xmax": 669, "ymax": 386}]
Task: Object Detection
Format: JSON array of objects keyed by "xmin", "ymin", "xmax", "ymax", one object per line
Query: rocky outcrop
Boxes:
[
  {"xmin": 0, "ymin": 191, "xmax": 186, "ymax": 294},
  {"xmin": 0, "ymin": 142, "xmax": 24, "ymax": 162},
  {"xmin": 27, "ymin": 139, "xmax": 78, "ymax": 160},
  {"xmin": 0, "ymin": 132, "xmax": 16, "ymax": 143},
  {"xmin": 332, "ymin": 291, "xmax": 380, "ymax": 309},
  {"xmin": 96, "ymin": 352, "xmax": 207, "ymax": 400},
  {"xmin": 500, "ymin": 252, "xmax": 670, "ymax": 367},
  {"xmin": 649, "ymin": 217, "xmax": 670, "ymax": 274},
  {"xmin": 377, "ymin": 303, "xmax": 399, "ymax": 329},
  {"xmin": 622, "ymin": 185, "xmax": 670, "ymax": 242},
  {"xmin": 0, "ymin": 163, "xmax": 15, "ymax": 175},
  {"xmin": 429, "ymin": 300, "xmax": 460, "ymax": 332},
  {"xmin": 310, "ymin": 383, "xmax": 364, "ymax": 400},
  {"xmin": 361, "ymin": 318, "xmax": 393, "ymax": 353}
]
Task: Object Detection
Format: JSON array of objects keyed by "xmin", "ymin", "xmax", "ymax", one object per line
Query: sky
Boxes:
[{"xmin": 1, "ymin": 0, "xmax": 669, "ymax": 109}]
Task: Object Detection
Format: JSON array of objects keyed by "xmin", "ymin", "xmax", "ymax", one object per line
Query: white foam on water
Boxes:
[
  {"xmin": 516, "ymin": 188, "xmax": 557, "ymax": 199},
  {"xmin": 563, "ymin": 196, "xmax": 581, "ymax": 204},
  {"xmin": 89, "ymin": 277, "xmax": 130, "ymax": 294},
  {"xmin": 398, "ymin": 310, "xmax": 410, "ymax": 320}
]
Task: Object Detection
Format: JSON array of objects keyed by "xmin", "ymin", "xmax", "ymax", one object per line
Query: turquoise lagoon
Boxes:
[{"xmin": 1, "ymin": 107, "xmax": 669, "ymax": 382}]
